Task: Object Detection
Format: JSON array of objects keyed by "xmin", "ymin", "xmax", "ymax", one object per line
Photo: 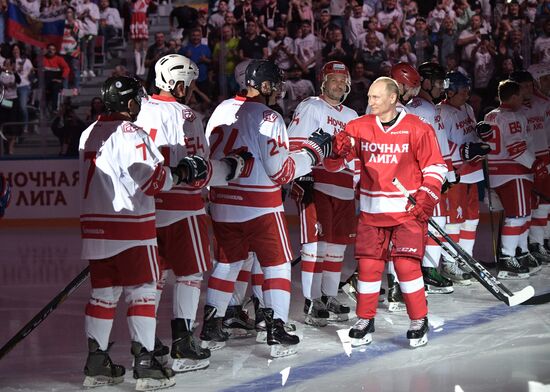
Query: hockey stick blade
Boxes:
[
  {"xmin": 505, "ymin": 285, "xmax": 535, "ymax": 306},
  {"xmin": 521, "ymin": 291, "xmax": 550, "ymax": 305}
]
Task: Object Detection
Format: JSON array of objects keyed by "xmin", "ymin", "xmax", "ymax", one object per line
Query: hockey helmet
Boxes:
[
  {"xmin": 508, "ymin": 70, "xmax": 534, "ymax": 84},
  {"xmin": 234, "ymin": 59, "xmax": 252, "ymax": 91},
  {"xmin": 390, "ymin": 62, "xmax": 421, "ymax": 88},
  {"xmin": 418, "ymin": 62, "xmax": 447, "ymax": 83},
  {"xmin": 0, "ymin": 174, "xmax": 11, "ymax": 218},
  {"xmin": 101, "ymin": 76, "xmax": 147, "ymax": 113},
  {"xmin": 319, "ymin": 61, "xmax": 351, "ymax": 102},
  {"xmin": 444, "ymin": 71, "xmax": 471, "ymax": 92},
  {"xmin": 155, "ymin": 54, "xmax": 199, "ymax": 91},
  {"xmin": 245, "ymin": 59, "xmax": 284, "ymax": 92}
]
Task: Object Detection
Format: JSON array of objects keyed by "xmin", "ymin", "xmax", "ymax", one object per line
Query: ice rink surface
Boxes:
[{"xmin": 1, "ymin": 224, "xmax": 549, "ymax": 392}]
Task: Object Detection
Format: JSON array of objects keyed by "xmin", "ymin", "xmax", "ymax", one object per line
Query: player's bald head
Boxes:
[{"xmin": 371, "ymin": 77, "xmax": 400, "ymax": 97}]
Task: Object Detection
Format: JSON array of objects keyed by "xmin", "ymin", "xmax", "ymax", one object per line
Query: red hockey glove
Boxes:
[
  {"xmin": 532, "ymin": 158, "xmax": 549, "ymax": 181},
  {"xmin": 332, "ymin": 131, "xmax": 353, "ymax": 158},
  {"xmin": 222, "ymin": 147, "xmax": 254, "ymax": 180},
  {"xmin": 290, "ymin": 175, "xmax": 314, "ymax": 205},
  {"xmin": 406, "ymin": 184, "xmax": 441, "ymax": 222}
]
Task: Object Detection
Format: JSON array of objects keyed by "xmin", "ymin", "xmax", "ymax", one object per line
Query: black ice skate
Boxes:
[
  {"xmin": 153, "ymin": 336, "xmax": 170, "ymax": 367},
  {"xmin": 517, "ymin": 251, "xmax": 542, "ymax": 274},
  {"xmin": 322, "ymin": 295, "xmax": 350, "ymax": 321},
  {"xmin": 348, "ymin": 318, "xmax": 375, "ymax": 347},
  {"xmin": 131, "ymin": 341, "xmax": 175, "ymax": 391},
  {"xmin": 254, "ymin": 298, "xmax": 296, "ymax": 343},
  {"xmin": 441, "ymin": 259, "xmax": 472, "ymax": 286},
  {"xmin": 83, "ymin": 338, "xmax": 125, "ymax": 388},
  {"xmin": 264, "ymin": 308, "xmax": 299, "ymax": 358},
  {"xmin": 529, "ymin": 242, "xmax": 550, "ymax": 265},
  {"xmin": 422, "ymin": 267, "xmax": 454, "ymax": 294},
  {"xmin": 387, "ymin": 274, "xmax": 406, "ymax": 312},
  {"xmin": 497, "ymin": 255, "xmax": 529, "ymax": 279},
  {"xmin": 304, "ymin": 298, "xmax": 330, "ymax": 327},
  {"xmin": 199, "ymin": 305, "xmax": 229, "ymax": 351},
  {"xmin": 223, "ymin": 305, "xmax": 255, "ymax": 338},
  {"xmin": 407, "ymin": 317, "xmax": 429, "ymax": 348},
  {"xmin": 170, "ymin": 319, "xmax": 210, "ymax": 373}
]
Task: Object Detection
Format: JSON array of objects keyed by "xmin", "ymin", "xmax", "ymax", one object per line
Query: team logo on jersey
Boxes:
[
  {"xmin": 122, "ymin": 123, "xmax": 137, "ymax": 133},
  {"xmin": 263, "ymin": 110, "xmax": 278, "ymax": 122},
  {"xmin": 183, "ymin": 109, "xmax": 196, "ymax": 122}
]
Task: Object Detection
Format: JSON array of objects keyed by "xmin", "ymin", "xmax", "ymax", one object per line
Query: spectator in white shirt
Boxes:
[
  {"xmin": 268, "ymin": 24, "xmax": 295, "ymax": 71},
  {"xmin": 345, "ymin": 4, "xmax": 367, "ymax": 47},
  {"xmin": 99, "ymin": 0, "xmax": 123, "ymax": 50},
  {"xmin": 534, "ymin": 19, "xmax": 550, "ymax": 64},
  {"xmin": 76, "ymin": 0, "xmax": 99, "ymax": 78},
  {"xmin": 376, "ymin": 0, "xmax": 403, "ymax": 31}
]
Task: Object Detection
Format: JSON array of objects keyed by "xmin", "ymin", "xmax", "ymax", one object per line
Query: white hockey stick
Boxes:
[{"xmin": 392, "ymin": 178, "xmax": 534, "ymax": 307}]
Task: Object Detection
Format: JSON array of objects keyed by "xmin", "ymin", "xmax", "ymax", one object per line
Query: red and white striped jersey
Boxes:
[
  {"xmin": 484, "ymin": 105, "xmax": 535, "ymax": 188},
  {"xmin": 437, "ymin": 100, "xmax": 483, "ymax": 183},
  {"xmin": 288, "ymin": 96, "xmax": 359, "ymax": 200},
  {"xmin": 406, "ymin": 96, "xmax": 455, "ymax": 182},
  {"xmin": 206, "ymin": 95, "xmax": 315, "ymax": 223},
  {"xmin": 343, "ymin": 111, "xmax": 447, "ymax": 227},
  {"xmin": 79, "ymin": 114, "xmax": 172, "ymax": 260},
  {"xmin": 135, "ymin": 95, "xmax": 229, "ymax": 227},
  {"xmin": 521, "ymin": 92, "xmax": 550, "ymax": 166}
]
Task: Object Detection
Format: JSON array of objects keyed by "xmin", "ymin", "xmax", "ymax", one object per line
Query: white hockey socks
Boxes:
[
  {"xmin": 322, "ymin": 243, "xmax": 346, "ymax": 297},
  {"xmin": 251, "ymin": 256, "xmax": 265, "ymax": 307},
  {"xmin": 126, "ymin": 282, "xmax": 157, "ymax": 351},
  {"xmin": 155, "ymin": 269, "xmax": 168, "ymax": 315},
  {"xmin": 85, "ymin": 286, "xmax": 122, "ymax": 351},
  {"xmin": 501, "ymin": 216, "xmax": 529, "ymax": 256},
  {"xmin": 263, "ymin": 262, "xmax": 291, "ymax": 323},
  {"xmin": 173, "ymin": 273, "xmax": 202, "ymax": 324},
  {"xmin": 206, "ymin": 259, "xmax": 244, "ymax": 317},
  {"xmin": 229, "ymin": 253, "xmax": 253, "ymax": 306},
  {"xmin": 458, "ymin": 218, "xmax": 479, "ymax": 256},
  {"xmin": 301, "ymin": 241, "xmax": 325, "ymax": 300},
  {"xmin": 422, "ymin": 216, "xmax": 446, "ymax": 268},
  {"xmin": 530, "ymin": 205, "xmax": 550, "ymax": 245}
]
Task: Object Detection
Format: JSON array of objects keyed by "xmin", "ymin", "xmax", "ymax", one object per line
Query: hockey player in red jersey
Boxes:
[
  {"xmin": 331, "ymin": 77, "xmax": 448, "ymax": 348},
  {"xmin": 406, "ymin": 62, "xmax": 455, "ymax": 294},
  {"xmin": 482, "ymin": 80, "xmax": 544, "ymax": 278},
  {"xmin": 287, "ymin": 61, "xmax": 359, "ymax": 326},
  {"xmin": 201, "ymin": 59, "xmax": 333, "ymax": 357},
  {"xmin": 436, "ymin": 72, "xmax": 491, "ymax": 285},
  {"xmin": 509, "ymin": 70, "xmax": 550, "ymax": 267},
  {"xmin": 135, "ymin": 54, "xmax": 252, "ymax": 372},
  {"xmin": 80, "ymin": 76, "xmax": 211, "ymax": 390}
]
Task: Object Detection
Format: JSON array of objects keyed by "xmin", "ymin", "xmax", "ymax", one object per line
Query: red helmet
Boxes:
[
  {"xmin": 319, "ymin": 61, "xmax": 351, "ymax": 103},
  {"xmin": 390, "ymin": 62, "xmax": 421, "ymax": 88}
]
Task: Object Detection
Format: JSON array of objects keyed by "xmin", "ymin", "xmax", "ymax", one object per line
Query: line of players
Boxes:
[{"xmin": 78, "ymin": 52, "xmax": 550, "ymax": 390}]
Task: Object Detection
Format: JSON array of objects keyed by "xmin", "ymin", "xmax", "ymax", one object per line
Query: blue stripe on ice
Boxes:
[{"xmin": 220, "ymin": 302, "xmax": 527, "ymax": 392}]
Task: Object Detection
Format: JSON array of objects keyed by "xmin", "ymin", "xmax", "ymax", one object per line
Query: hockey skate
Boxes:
[
  {"xmin": 223, "ymin": 305, "xmax": 256, "ymax": 338},
  {"xmin": 387, "ymin": 274, "xmax": 406, "ymax": 312},
  {"xmin": 304, "ymin": 298, "xmax": 329, "ymax": 327},
  {"xmin": 422, "ymin": 267, "xmax": 454, "ymax": 294},
  {"xmin": 83, "ymin": 338, "xmax": 125, "ymax": 388},
  {"xmin": 170, "ymin": 319, "xmax": 210, "ymax": 373},
  {"xmin": 441, "ymin": 259, "xmax": 472, "ymax": 286},
  {"xmin": 153, "ymin": 336, "xmax": 170, "ymax": 367},
  {"xmin": 407, "ymin": 317, "xmax": 428, "ymax": 348},
  {"xmin": 264, "ymin": 308, "xmax": 299, "ymax": 358},
  {"xmin": 348, "ymin": 318, "xmax": 375, "ymax": 347},
  {"xmin": 322, "ymin": 295, "xmax": 350, "ymax": 321},
  {"xmin": 497, "ymin": 255, "xmax": 530, "ymax": 279},
  {"xmin": 131, "ymin": 341, "xmax": 176, "ymax": 391},
  {"xmin": 255, "ymin": 307, "xmax": 296, "ymax": 343},
  {"xmin": 529, "ymin": 243, "xmax": 550, "ymax": 265},
  {"xmin": 517, "ymin": 252, "xmax": 541, "ymax": 274},
  {"xmin": 199, "ymin": 305, "xmax": 229, "ymax": 351}
]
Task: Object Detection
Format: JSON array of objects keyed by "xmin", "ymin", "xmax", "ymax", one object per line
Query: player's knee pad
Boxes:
[
  {"xmin": 393, "ymin": 256, "xmax": 422, "ymax": 281},
  {"xmin": 90, "ymin": 286, "xmax": 123, "ymax": 306},
  {"xmin": 124, "ymin": 282, "xmax": 157, "ymax": 305},
  {"xmin": 325, "ymin": 243, "xmax": 346, "ymax": 260},
  {"xmin": 301, "ymin": 242, "xmax": 320, "ymax": 259}
]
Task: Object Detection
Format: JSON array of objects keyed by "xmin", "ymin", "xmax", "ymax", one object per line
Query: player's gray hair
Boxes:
[{"xmin": 372, "ymin": 77, "xmax": 400, "ymax": 97}]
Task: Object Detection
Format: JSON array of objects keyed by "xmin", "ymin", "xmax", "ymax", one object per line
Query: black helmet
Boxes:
[
  {"xmin": 101, "ymin": 76, "xmax": 146, "ymax": 113},
  {"xmin": 418, "ymin": 62, "xmax": 446, "ymax": 82},
  {"xmin": 509, "ymin": 70, "xmax": 534, "ymax": 83},
  {"xmin": 444, "ymin": 71, "xmax": 471, "ymax": 92},
  {"xmin": 245, "ymin": 60, "xmax": 284, "ymax": 90}
]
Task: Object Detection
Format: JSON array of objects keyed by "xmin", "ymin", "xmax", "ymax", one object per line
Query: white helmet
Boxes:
[
  {"xmin": 155, "ymin": 54, "xmax": 199, "ymax": 91},
  {"xmin": 234, "ymin": 59, "xmax": 252, "ymax": 91}
]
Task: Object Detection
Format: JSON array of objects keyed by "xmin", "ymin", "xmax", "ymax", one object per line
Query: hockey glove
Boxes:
[
  {"xmin": 406, "ymin": 184, "xmax": 441, "ymax": 222},
  {"xmin": 475, "ymin": 121, "xmax": 492, "ymax": 142},
  {"xmin": 532, "ymin": 158, "xmax": 549, "ymax": 181},
  {"xmin": 222, "ymin": 148, "xmax": 254, "ymax": 181},
  {"xmin": 302, "ymin": 128, "xmax": 333, "ymax": 165},
  {"xmin": 171, "ymin": 155, "xmax": 208, "ymax": 185},
  {"xmin": 290, "ymin": 175, "xmax": 315, "ymax": 205},
  {"xmin": 441, "ymin": 169, "xmax": 460, "ymax": 194},
  {"xmin": 459, "ymin": 142, "xmax": 491, "ymax": 162},
  {"xmin": 332, "ymin": 131, "xmax": 353, "ymax": 158},
  {"xmin": 0, "ymin": 175, "xmax": 11, "ymax": 218}
]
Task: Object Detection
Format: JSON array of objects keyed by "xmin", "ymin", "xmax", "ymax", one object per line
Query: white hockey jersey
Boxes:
[
  {"xmin": 341, "ymin": 111, "xmax": 448, "ymax": 227},
  {"xmin": 135, "ymin": 95, "xmax": 229, "ymax": 227},
  {"xmin": 484, "ymin": 105, "xmax": 535, "ymax": 188},
  {"xmin": 206, "ymin": 95, "xmax": 316, "ymax": 223},
  {"xmin": 521, "ymin": 92, "xmax": 550, "ymax": 167},
  {"xmin": 79, "ymin": 114, "xmax": 172, "ymax": 260},
  {"xmin": 288, "ymin": 96, "xmax": 359, "ymax": 200},
  {"xmin": 437, "ymin": 100, "xmax": 484, "ymax": 183},
  {"xmin": 406, "ymin": 96, "xmax": 455, "ymax": 182}
]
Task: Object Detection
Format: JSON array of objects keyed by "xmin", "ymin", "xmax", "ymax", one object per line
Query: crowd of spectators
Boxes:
[{"xmin": 1, "ymin": 0, "xmax": 550, "ymax": 154}]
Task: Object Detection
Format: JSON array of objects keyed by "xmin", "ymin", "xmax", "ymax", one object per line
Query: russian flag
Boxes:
[{"xmin": 7, "ymin": 0, "xmax": 65, "ymax": 49}]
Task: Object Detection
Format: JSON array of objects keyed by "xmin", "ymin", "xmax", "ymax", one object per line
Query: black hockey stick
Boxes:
[
  {"xmin": 392, "ymin": 178, "xmax": 534, "ymax": 307},
  {"xmin": 0, "ymin": 266, "xmax": 90, "ymax": 360},
  {"xmin": 291, "ymin": 256, "xmax": 301, "ymax": 267},
  {"xmin": 483, "ymin": 158, "xmax": 500, "ymax": 264}
]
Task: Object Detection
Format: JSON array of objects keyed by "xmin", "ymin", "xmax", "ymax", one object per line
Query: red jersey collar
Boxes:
[
  {"xmin": 97, "ymin": 113, "xmax": 130, "ymax": 122},
  {"xmin": 151, "ymin": 94, "xmax": 176, "ymax": 102}
]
